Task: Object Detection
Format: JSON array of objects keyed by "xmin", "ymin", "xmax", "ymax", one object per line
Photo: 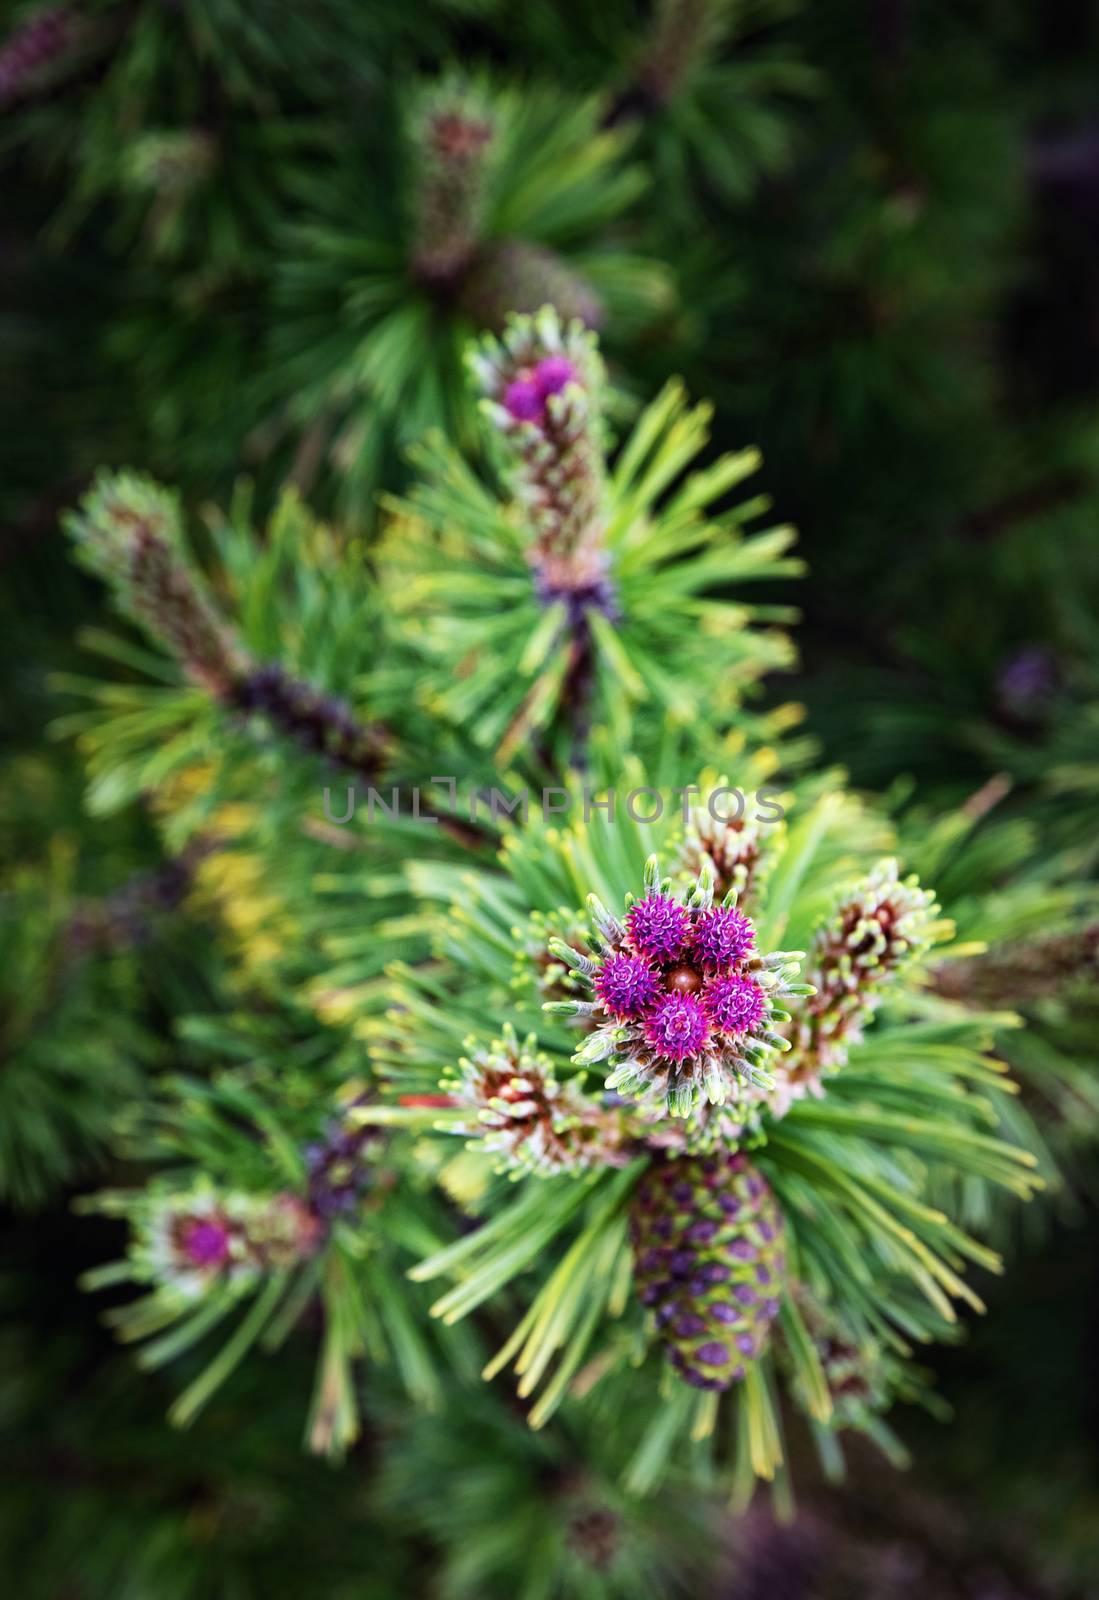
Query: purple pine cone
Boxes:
[{"xmin": 630, "ymin": 1150, "xmax": 786, "ymax": 1390}]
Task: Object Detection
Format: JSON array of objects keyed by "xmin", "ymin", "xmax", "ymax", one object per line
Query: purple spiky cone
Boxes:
[{"xmin": 630, "ymin": 1150, "xmax": 786, "ymax": 1390}]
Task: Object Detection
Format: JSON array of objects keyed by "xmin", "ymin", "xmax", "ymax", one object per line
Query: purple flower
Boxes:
[
  {"xmin": 704, "ymin": 975, "xmax": 766, "ymax": 1036},
  {"xmin": 643, "ymin": 994, "xmax": 711, "ymax": 1062},
  {"xmin": 626, "ymin": 894, "xmax": 690, "ymax": 963},
  {"xmin": 594, "ymin": 953, "xmax": 661, "ymax": 1019},
  {"xmin": 691, "ymin": 906, "xmax": 755, "ymax": 972}
]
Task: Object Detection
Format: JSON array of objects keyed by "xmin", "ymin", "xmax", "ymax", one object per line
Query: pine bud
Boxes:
[
  {"xmin": 631, "ymin": 1151, "xmax": 786, "ymax": 1390},
  {"xmin": 470, "ymin": 307, "xmax": 608, "ymax": 571},
  {"xmin": 787, "ymin": 1288, "xmax": 889, "ymax": 1430},
  {"xmin": 678, "ymin": 800, "xmax": 781, "ymax": 916},
  {"xmin": 445, "ymin": 1025, "xmax": 630, "ymax": 1175},
  {"xmin": 776, "ymin": 859, "xmax": 938, "ymax": 1108},
  {"xmin": 995, "ymin": 645, "xmax": 1058, "ymax": 721},
  {"xmin": 409, "ymin": 80, "xmax": 498, "ymax": 288},
  {"xmin": 137, "ymin": 1185, "xmax": 324, "ymax": 1298},
  {"xmin": 141, "ymin": 1188, "xmax": 262, "ymax": 1301},
  {"xmin": 65, "ymin": 472, "xmax": 246, "ymax": 696},
  {"xmin": 459, "ymin": 239, "xmax": 604, "ymax": 332}
]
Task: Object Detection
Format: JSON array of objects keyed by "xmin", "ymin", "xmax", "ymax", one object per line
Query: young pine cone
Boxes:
[{"xmin": 630, "ymin": 1150, "xmax": 785, "ymax": 1390}]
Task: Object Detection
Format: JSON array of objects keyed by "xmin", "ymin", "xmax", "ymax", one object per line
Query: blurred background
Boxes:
[{"xmin": 2, "ymin": 1, "xmax": 1099, "ymax": 1594}]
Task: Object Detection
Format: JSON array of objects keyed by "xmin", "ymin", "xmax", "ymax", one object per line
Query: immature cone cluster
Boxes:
[
  {"xmin": 141, "ymin": 1187, "xmax": 322, "ymax": 1301},
  {"xmin": 0, "ymin": 5, "xmax": 72, "ymax": 106},
  {"xmin": 445, "ymin": 1025, "xmax": 629, "ymax": 1175},
  {"xmin": 547, "ymin": 855, "xmax": 807, "ymax": 1118},
  {"xmin": 630, "ymin": 1151, "xmax": 786, "ymax": 1390},
  {"xmin": 65, "ymin": 472, "xmax": 245, "ymax": 697},
  {"xmin": 459, "ymin": 239, "xmax": 604, "ymax": 333},
  {"xmin": 147, "ymin": 1191, "xmax": 255, "ymax": 1301},
  {"xmin": 775, "ymin": 859, "xmax": 939, "ymax": 1110},
  {"xmin": 678, "ymin": 799, "xmax": 782, "ymax": 916},
  {"xmin": 229, "ymin": 663, "xmax": 388, "ymax": 782},
  {"xmin": 471, "ymin": 308, "xmax": 608, "ymax": 574},
  {"xmin": 409, "ymin": 81, "xmax": 498, "ymax": 288}
]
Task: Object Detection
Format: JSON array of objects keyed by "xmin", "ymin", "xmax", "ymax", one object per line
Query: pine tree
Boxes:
[
  {"xmin": 50, "ymin": 316, "xmax": 1055, "ymax": 1508},
  {"xmin": 4, "ymin": 4, "xmax": 1099, "ymax": 1593}
]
